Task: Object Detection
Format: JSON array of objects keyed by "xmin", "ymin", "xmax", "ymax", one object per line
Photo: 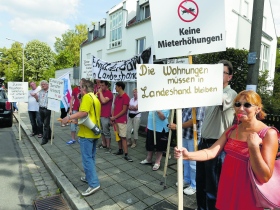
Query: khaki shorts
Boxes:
[{"xmin": 116, "ymin": 123, "xmax": 127, "ymax": 138}]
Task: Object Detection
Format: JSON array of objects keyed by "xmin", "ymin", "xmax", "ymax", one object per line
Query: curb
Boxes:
[{"xmin": 14, "ymin": 114, "xmax": 91, "ymax": 210}]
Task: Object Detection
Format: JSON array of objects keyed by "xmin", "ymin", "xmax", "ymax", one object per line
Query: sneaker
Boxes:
[
  {"xmin": 131, "ymin": 143, "xmax": 136, "ymax": 148},
  {"xmin": 124, "ymin": 155, "xmax": 133, "ymax": 162},
  {"xmin": 66, "ymin": 140, "xmax": 76, "ymax": 145},
  {"xmin": 183, "ymin": 186, "xmax": 196, "ymax": 195},
  {"xmin": 98, "ymin": 144, "xmax": 107, "ymax": 149},
  {"xmin": 176, "ymin": 181, "xmax": 190, "ymax": 188},
  {"xmin": 80, "ymin": 177, "xmax": 87, "ymax": 183},
  {"xmin": 105, "ymin": 148, "xmax": 112, "ymax": 153},
  {"xmin": 113, "ymin": 150, "xmax": 123, "ymax": 155},
  {"xmin": 81, "ymin": 186, "xmax": 100, "ymax": 196}
]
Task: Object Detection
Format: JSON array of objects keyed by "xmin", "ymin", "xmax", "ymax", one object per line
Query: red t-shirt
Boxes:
[
  {"xmin": 114, "ymin": 93, "xmax": 130, "ymax": 123},
  {"xmin": 72, "ymin": 87, "xmax": 80, "ymax": 111},
  {"xmin": 97, "ymin": 90, "xmax": 113, "ymax": 117}
]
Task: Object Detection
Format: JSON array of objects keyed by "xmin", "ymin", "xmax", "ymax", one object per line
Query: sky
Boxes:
[
  {"xmin": 0, "ymin": 0, "xmax": 121, "ymax": 50},
  {"xmin": 0, "ymin": 0, "xmax": 279, "ymax": 51}
]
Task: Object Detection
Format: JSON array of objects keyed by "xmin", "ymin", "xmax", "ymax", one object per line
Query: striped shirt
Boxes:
[
  {"xmin": 182, "ymin": 107, "xmax": 205, "ymax": 139},
  {"xmin": 38, "ymin": 89, "xmax": 49, "ymax": 108}
]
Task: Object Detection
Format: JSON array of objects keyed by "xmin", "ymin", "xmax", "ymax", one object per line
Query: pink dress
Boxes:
[{"xmin": 216, "ymin": 127, "xmax": 262, "ymax": 210}]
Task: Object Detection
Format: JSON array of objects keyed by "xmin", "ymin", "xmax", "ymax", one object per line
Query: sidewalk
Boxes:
[{"xmin": 15, "ymin": 103, "xmax": 197, "ymax": 210}]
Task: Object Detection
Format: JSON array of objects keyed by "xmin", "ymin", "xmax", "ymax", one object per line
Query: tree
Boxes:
[
  {"xmin": 276, "ymin": 37, "xmax": 280, "ymax": 73},
  {"xmin": 193, "ymin": 48, "xmax": 279, "ymax": 114},
  {"xmin": 24, "ymin": 40, "xmax": 56, "ymax": 81},
  {"xmin": 0, "ymin": 43, "xmax": 24, "ymax": 82},
  {"xmin": 54, "ymin": 24, "xmax": 88, "ymax": 69}
]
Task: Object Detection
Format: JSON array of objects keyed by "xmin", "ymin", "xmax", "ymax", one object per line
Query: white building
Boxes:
[
  {"xmin": 80, "ymin": 0, "xmax": 277, "ymax": 124},
  {"xmin": 80, "ymin": 0, "xmax": 277, "ymax": 80}
]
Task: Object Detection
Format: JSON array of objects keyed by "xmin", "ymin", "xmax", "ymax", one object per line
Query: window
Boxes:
[
  {"xmin": 100, "ymin": 24, "xmax": 106, "ymax": 37},
  {"xmin": 136, "ymin": 38, "xmax": 146, "ymax": 54},
  {"xmin": 259, "ymin": 43, "xmax": 270, "ymax": 71},
  {"xmin": 109, "ymin": 10, "xmax": 123, "ymax": 49},
  {"xmin": 140, "ymin": 3, "xmax": 150, "ymax": 20},
  {"xmin": 242, "ymin": 1, "xmax": 249, "ymax": 18}
]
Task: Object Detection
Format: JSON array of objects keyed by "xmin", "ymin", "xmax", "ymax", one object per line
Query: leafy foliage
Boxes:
[
  {"xmin": 24, "ymin": 40, "xmax": 56, "ymax": 81},
  {"xmin": 193, "ymin": 48, "xmax": 280, "ymax": 115},
  {"xmin": 54, "ymin": 24, "xmax": 88, "ymax": 69}
]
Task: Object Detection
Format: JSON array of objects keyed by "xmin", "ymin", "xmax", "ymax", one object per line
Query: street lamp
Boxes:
[{"xmin": 6, "ymin": 38, "xmax": 24, "ymax": 82}]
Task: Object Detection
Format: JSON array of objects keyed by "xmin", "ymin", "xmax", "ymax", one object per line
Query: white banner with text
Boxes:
[{"xmin": 137, "ymin": 64, "xmax": 224, "ymax": 111}]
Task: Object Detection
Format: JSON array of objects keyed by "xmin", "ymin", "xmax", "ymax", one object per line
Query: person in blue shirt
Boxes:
[{"xmin": 140, "ymin": 110, "xmax": 170, "ymax": 171}]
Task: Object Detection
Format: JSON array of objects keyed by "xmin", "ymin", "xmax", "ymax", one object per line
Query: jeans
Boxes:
[
  {"xmin": 196, "ymin": 139, "xmax": 225, "ymax": 210},
  {"xmin": 79, "ymin": 137, "xmax": 100, "ymax": 188},
  {"xmin": 39, "ymin": 108, "xmax": 51, "ymax": 141},
  {"xmin": 183, "ymin": 137, "xmax": 199, "ymax": 188},
  {"xmin": 28, "ymin": 111, "xmax": 42, "ymax": 134}
]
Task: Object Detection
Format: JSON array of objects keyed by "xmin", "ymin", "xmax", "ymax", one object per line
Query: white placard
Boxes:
[
  {"xmin": 149, "ymin": 0, "xmax": 226, "ymax": 59},
  {"xmin": 48, "ymin": 78, "xmax": 64, "ymax": 100},
  {"xmin": 47, "ymin": 98, "xmax": 60, "ymax": 112},
  {"xmin": 81, "ymin": 59, "xmax": 93, "ymax": 79},
  {"xmin": 8, "ymin": 82, "xmax": 28, "ymax": 102},
  {"xmin": 137, "ymin": 64, "xmax": 224, "ymax": 111}
]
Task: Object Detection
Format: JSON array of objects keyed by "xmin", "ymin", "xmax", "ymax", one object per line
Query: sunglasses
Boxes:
[{"xmin": 234, "ymin": 102, "xmax": 255, "ymax": 108}]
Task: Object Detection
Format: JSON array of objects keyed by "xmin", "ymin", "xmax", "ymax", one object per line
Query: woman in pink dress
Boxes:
[{"xmin": 174, "ymin": 90, "xmax": 278, "ymax": 210}]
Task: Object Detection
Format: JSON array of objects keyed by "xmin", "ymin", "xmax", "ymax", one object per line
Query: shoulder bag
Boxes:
[{"xmin": 248, "ymin": 127, "xmax": 280, "ymax": 209}]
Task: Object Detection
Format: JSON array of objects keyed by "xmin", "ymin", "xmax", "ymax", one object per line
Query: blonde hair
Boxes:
[{"xmin": 234, "ymin": 90, "xmax": 266, "ymax": 120}]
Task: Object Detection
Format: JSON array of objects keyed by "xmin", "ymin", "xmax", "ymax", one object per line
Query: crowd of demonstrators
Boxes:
[
  {"xmin": 127, "ymin": 89, "xmax": 141, "ymax": 148},
  {"xmin": 175, "ymin": 90, "xmax": 279, "ymax": 210},
  {"xmin": 28, "ymin": 81, "xmax": 43, "ymax": 138},
  {"xmin": 169, "ymin": 107, "xmax": 205, "ymax": 195},
  {"xmin": 67, "ymin": 79, "xmax": 85, "ymax": 145},
  {"xmin": 140, "ymin": 110, "xmax": 170, "ymax": 171},
  {"xmin": 60, "ymin": 101, "xmax": 68, "ymax": 127},
  {"xmin": 97, "ymin": 80, "xmax": 113, "ymax": 153},
  {"xmin": 62, "ymin": 79, "xmax": 101, "ymax": 196},
  {"xmin": 110, "ymin": 81, "xmax": 133, "ymax": 162},
  {"xmin": 196, "ymin": 60, "xmax": 237, "ymax": 210},
  {"xmin": 32, "ymin": 80, "xmax": 52, "ymax": 145}
]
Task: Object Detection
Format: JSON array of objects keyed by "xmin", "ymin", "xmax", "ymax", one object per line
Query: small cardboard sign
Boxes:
[
  {"xmin": 48, "ymin": 78, "xmax": 64, "ymax": 100},
  {"xmin": 8, "ymin": 82, "xmax": 28, "ymax": 102}
]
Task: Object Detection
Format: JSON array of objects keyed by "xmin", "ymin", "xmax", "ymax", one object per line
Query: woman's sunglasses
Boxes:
[{"xmin": 234, "ymin": 102, "xmax": 255, "ymax": 108}]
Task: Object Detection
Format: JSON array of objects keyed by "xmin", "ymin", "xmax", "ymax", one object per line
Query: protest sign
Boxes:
[
  {"xmin": 82, "ymin": 59, "xmax": 93, "ymax": 79},
  {"xmin": 47, "ymin": 98, "xmax": 60, "ymax": 112},
  {"xmin": 8, "ymin": 82, "xmax": 28, "ymax": 102},
  {"xmin": 48, "ymin": 78, "xmax": 64, "ymax": 100},
  {"xmin": 137, "ymin": 64, "xmax": 223, "ymax": 112},
  {"xmin": 149, "ymin": 0, "xmax": 226, "ymax": 59},
  {"xmin": 84, "ymin": 47, "xmax": 152, "ymax": 81}
]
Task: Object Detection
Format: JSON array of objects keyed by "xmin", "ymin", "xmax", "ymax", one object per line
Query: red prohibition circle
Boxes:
[{"xmin": 177, "ymin": 0, "xmax": 199, "ymax": 22}]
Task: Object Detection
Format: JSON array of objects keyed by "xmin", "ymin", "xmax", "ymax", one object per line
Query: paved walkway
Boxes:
[{"xmin": 15, "ymin": 103, "xmax": 197, "ymax": 210}]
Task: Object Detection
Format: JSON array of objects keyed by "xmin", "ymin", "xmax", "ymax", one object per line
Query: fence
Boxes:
[{"xmin": 262, "ymin": 114, "xmax": 280, "ymax": 131}]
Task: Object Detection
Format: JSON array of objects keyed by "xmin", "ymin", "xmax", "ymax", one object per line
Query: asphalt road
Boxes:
[{"xmin": 0, "ymin": 123, "xmax": 37, "ymax": 210}]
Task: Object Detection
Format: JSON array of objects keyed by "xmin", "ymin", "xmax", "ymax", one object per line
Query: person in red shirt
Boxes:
[
  {"xmin": 67, "ymin": 79, "xmax": 86, "ymax": 144},
  {"xmin": 97, "ymin": 80, "xmax": 113, "ymax": 153},
  {"xmin": 110, "ymin": 82, "xmax": 132, "ymax": 162},
  {"xmin": 93, "ymin": 79, "xmax": 101, "ymax": 94}
]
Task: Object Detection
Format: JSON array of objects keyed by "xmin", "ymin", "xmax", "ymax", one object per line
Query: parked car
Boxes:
[{"xmin": 0, "ymin": 86, "xmax": 13, "ymax": 127}]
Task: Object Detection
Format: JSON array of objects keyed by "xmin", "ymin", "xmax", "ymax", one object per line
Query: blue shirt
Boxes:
[
  {"xmin": 182, "ymin": 107, "xmax": 205, "ymax": 139},
  {"xmin": 147, "ymin": 110, "xmax": 170, "ymax": 132}
]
